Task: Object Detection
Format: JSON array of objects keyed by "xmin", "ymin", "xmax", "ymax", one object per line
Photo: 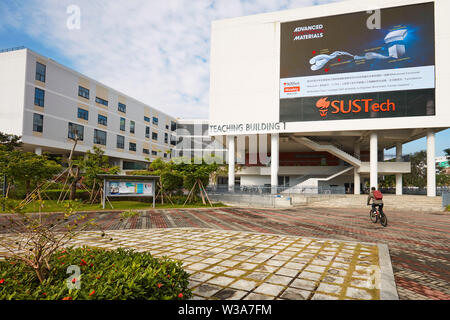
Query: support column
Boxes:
[
  {"xmin": 370, "ymin": 133, "xmax": 378, "ymax": 189},
  {"xmin": 34, "ymin": 147, "xmax": 42, "ymax": 156},
  {"xmin": 396, "ymin": 142, "xmax": 403, "ymax": 195},
  {"xmin": 119, "ymin": 159, "xmax": 124, "ymax": 173},
  {"xmin": 271, "ymin": 133, "xmax": 279, "ymax": 194},
  {"xmin": 228, "ymin": 136, "xmax": 235, "ymax": 192},
  {"xmin": 354, "ymin": 141, "xmax": 361, "ymax": 195},
  {"xmin": 427, "ymin": 130, "xmax": 436, "ymax": 197}
]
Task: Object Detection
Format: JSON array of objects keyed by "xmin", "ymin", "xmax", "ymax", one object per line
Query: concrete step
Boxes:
[{"xmin": 292, "ymin": 194, "xmax": 445, "ymax": 212}]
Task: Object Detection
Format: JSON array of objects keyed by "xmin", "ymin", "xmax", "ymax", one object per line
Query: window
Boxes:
[
  {"xmin": 94, "ymin": 129, "xmax": 107, "ymax": 145},
  {"xmin": 130, "ymin": 120, "xmax": 135, "ymax": 134},
  {"xmin": 118, "ymin": 102, "xmax": 126, "ymax": 113},
  {"xmin": 164, "ymin": 133, "xmax": 168, "ymax": 144},
  {"xmin": 129, "ymin": 142, "xmax": 136, "ymax": 152},
  {"xmin": 35, "ymin": 62, "xmax": 46, "ymax": 82},
  {"xmin": 171, "ymin": 121, "xmax": 177, "ymax": 131},
  {"xmin": 165, "ymin": 124, "xmax": 169, "ymax": 130},
  {"xmin": 145, "ymin": 126, "xmax": 150, "ymax": 139},
  {"xmin": 151, "ymin": 150, "xmax": 158, "ymax": 156},
  {"xmin": 95, "ymin": 97, "xmax": 108, "ymax": 106},
  {"xmin": 77, "ymin": 108, "xmax": 89, "ymax": 120},
  {"xmin": 152, "ymin": 117, "xmax": 158, "ymax": 125},
  {"xmin": 78, "ymin": 86, "xmax": 90, "ymax": 99},
  {"xmin": 163, "ymin": 153, "xmax": 167, "ymax": 158},
  {"xmin": 117, "ymin": 135, "xmax": 125, "ymax": 149},
  {"xmin": 33, "ymin": 113, "xmax": 43, "ymax": 133},
  {"xmin": 98, "ymin": 114, "xmax": 108, "ymax": 126},
  {"xmin": 152, "ymin": 132, "xmax": 158, "ymax": 140},
  {"xmin": 120, "ymin": 117, "xmax": 126, "ymax": 131},
  {"xmin": 34, "ymin": 88, "xmax": 45, "ymax": 107},
  {"xmin": 170, "ymin": 135, "xmax": 176, "ymax": 146},
  {"xmin": 68, "ymin": 122, "xmax": 84, "ymax": 141},
  {"xmin": 143, "ymin": 148, "xmax": 150, "ymax": 155},
  {"xmin": 144, "ymin": 116, "xmax": 150, "ymax": 122}
]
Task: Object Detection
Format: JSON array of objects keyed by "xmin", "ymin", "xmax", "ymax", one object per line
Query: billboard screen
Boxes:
[
  {"xmin": 280, "ymin": 2, "xmax": 435, "ymax": 122},
  {"xmin": 106, "ymin": 181, "xmax": 154, "ymax": 196}
]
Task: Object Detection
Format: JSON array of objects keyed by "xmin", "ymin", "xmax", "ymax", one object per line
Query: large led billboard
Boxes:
[{"xmin": 280, "ymin": 2, "xmax": 436, "ymax": 122}]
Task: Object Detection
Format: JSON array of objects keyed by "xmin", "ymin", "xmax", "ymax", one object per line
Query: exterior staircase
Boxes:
[
  {"xmin": 291, "ymin": 136, "xmax": 361, "ymax": 167},
  {"xmin": 281, "ymin": 166, "xmax": 353, "ymax": 194}
]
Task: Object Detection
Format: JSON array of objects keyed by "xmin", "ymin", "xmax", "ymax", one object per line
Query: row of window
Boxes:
[
  {"xmin": 77, "ymin": 85, "xmax": 174, "ymax": 131},
  {"xmin": 35, "ymin": 62, "xmax": 176, "ymax": 130},
  {"xmin": 143, "ymin": 116, "xmax": 159, "ymax": 126},
  {"xmin": 33, "ymin": 113, "xmax": 169, "ymax": 157},
  {"xmin": 77, "ymin": 107, "xmax": 168, "ymax": 141}
]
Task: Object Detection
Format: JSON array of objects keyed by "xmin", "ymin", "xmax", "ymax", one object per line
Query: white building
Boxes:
[
  {"xmin": 0, "ymin": 47, "xmax": 178, "ymax": 170},
  {"xmin": 0, "ymin": 0, "xmax": 449, "ymax": 197},
  {"xmin": 208, "ymin": 0, "xmax": 450, "ymax": 196}
]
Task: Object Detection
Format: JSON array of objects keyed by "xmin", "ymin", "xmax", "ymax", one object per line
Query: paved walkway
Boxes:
[
  {"xmin": 0, "ymin": 228, "xmax": 387, "ymax": 300},
  {"xmin": 1, "ymin": 206, "xmax": 449, "ymax": 300}
]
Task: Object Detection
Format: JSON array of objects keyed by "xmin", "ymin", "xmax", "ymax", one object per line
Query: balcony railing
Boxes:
[{"xmin": 0, "ymin": 46, "xmax": 26, "ymax": 53}]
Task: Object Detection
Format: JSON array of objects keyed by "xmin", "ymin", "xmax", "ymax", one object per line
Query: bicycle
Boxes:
[{"xmin": 369, "ymin": 205, "xmax": 388, "ymax": 227}]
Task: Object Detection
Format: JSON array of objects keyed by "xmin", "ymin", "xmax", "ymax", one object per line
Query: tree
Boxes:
[
  {"xmin": 1, "ymin": 150, "xmax": 61, "ymax": 196},
  {"xmin": 403, "ymin": 151, "xmax": 427, "ymax": 188},
  {"xmin": 173, "ymin": 158, "xmax": 219, "ymax": 205},
  {"xmin": 0, "ymin": 132, "xmax": 22, "ymax": 151},
  {"xmin": 145, "ymin": 158, "xmax": 183, "ymax": 204},
  {"xmin": 0, "ymin": 201, "xmax": 100, "ymax": 283},
  {"xmin": 76, "ymin": 146, "xmax": 119, "ymax": 201}
]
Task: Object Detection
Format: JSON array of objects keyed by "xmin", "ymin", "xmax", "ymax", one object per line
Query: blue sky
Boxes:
[{"xmin": 0, "ymin": 0, "xmax": 448, "ymax": 156}]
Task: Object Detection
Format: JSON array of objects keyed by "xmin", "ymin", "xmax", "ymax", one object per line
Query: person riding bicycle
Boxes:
[{"xmin": 367, "ymin": 187, "xmax": 384, "ymax": 214}]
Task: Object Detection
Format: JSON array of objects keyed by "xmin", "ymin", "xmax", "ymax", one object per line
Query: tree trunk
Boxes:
[
  {"xmin": 25, "ymin": 180, "xmax": 31, "ymax": 198},
  {"xmin": 69, "ymin": 168, "xmax": 80, "ymax": 200}
]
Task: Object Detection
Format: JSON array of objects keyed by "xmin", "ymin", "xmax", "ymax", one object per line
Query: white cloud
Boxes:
[{"xmin": 1, "ymin": 0, "xmax": 338, "ymax": 118}]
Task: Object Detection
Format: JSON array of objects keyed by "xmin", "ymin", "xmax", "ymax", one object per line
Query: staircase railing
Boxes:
[{"xmin": 305, "ymin": 136, "xmax": 361, "ymax": 160}]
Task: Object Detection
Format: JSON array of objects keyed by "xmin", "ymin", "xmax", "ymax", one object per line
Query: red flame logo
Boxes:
[{"xmin": 316, "ymin": 97, "xmax": 330, "ymax": 117}]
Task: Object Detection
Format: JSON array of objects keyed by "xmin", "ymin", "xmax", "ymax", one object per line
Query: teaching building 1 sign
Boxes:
[
  {"xmin": 279, "ymin": 2, "xmax": 436, "ymax": 122},
  {"xmin": 209, "ymin": 122, "xmax": 286, "ymax": 135}
]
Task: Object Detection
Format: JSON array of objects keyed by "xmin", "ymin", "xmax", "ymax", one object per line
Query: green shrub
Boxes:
[{"xmin": 0, "ymin": 247, "xmax": 192, "ymax": 300}]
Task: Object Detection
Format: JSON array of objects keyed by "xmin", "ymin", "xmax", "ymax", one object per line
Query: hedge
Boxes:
[
  {"xmin": 0, "ymin": 247, "xmax": 192, "ymax": 300},
  {"xmin": 41, "ymin": 190, "xmax": 91, "ymax": 201}
]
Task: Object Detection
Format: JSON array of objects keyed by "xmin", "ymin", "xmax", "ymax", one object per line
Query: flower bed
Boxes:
[{"xmin": 0, "ymin": 247, "xmax": 191, "ymax": 300}]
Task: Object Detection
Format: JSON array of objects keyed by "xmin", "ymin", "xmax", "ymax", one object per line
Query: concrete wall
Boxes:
[
  {"xmin": 240, "ymin": 175, "xmax": 271, "ymax": 186},
  {"xmin": 0, "ymin": 49, "xmax": 26, "ymax": 136}
]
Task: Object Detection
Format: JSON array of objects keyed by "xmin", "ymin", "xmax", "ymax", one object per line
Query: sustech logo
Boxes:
[
  {"xmin": 316, "ymin": 97, "xmax": 396, "ymax": 118},
  {"xmin": 316, "ymin": 97, "xmax": 331, "ymax": 117}
]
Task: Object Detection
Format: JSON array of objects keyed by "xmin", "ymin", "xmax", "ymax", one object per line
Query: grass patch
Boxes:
[{"xmin": 0, "ymin": 199, "xmax": 226, "ymax": 214}]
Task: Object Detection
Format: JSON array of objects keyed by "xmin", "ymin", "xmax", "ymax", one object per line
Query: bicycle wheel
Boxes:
[
  {"xmin": 370, "ymin": 209, "xmax": 378, "ymax": 223},
  {"xmin": 380, "ymin": 212, "xmax": 388, "ymax": 227}
]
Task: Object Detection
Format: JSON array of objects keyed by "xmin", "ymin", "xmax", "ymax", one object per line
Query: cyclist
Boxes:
[{"xmin": 367, "ymin": 187, "xmax": 384, "ymax": 214}]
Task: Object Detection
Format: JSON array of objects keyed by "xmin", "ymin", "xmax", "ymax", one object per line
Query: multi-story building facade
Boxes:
[{"xmin": 0, "ymin": 47, "xmax": 178, "ymax": 170}]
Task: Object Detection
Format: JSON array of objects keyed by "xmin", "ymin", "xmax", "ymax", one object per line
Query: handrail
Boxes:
[
  {"xmin": 305, "ymin": 136, "xmax": 361, "ymax": 160},
  {"xmin": 0, "ymin": 46, "xmax": 26, "ymax": 53}
]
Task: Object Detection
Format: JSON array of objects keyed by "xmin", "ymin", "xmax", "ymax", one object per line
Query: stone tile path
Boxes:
[{"xmin": 0, "ymin": 228, "xmax": 385, "ymax": 300}]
